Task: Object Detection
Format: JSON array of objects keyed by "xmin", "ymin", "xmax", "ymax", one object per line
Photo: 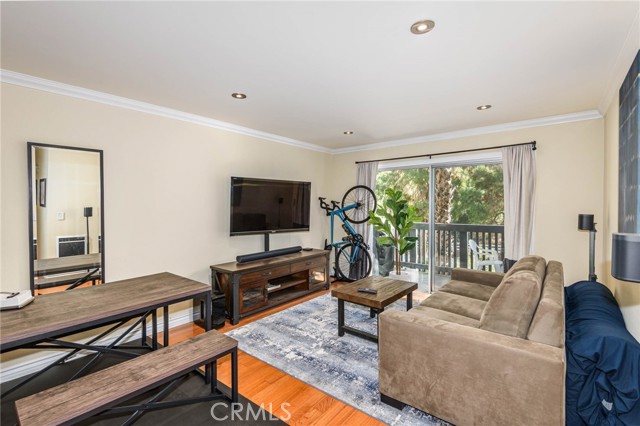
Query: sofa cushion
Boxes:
[
  {"xmin": 420, "ymin": 291, "xmax": 487, "ymax": 320},
  {"xmin": 502, "ymin": 255, "xmax": 546, "ymax": 282},
  {"xmin": 439, "ymin": 280, "xmax": 495, "ymax": 301},
  {"xmin": 410, "ymin": 306, "xmax": 480, "ymax": 327},
  {"xmin": 450, "ymin": 268, "xmax": 504, "ymax": 287},
  {"xmin": 526, "ymin": 261, "xmax": 564, "ymax": 347},
  {"xmin": 479, "ymin": 256, "xmax": 545, "ymax": 338}
]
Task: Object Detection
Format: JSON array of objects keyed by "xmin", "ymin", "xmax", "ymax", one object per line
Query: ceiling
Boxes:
[{"xmin": 1, "ymin": 1, "xmax": 638, "ymax": 152}]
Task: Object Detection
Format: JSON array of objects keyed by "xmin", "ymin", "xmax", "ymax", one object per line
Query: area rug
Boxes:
[{"xmin": 227, "ymin": 293, "xmax": 450, "ymax": 426}]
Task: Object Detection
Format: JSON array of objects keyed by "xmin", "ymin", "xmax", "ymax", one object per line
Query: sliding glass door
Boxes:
[
  {"xmin": 432, "ymin": 164, "xmax": 504, "ymax": 291},
  {"xmin": 375, "ymin": 167, "xmax": 431, "ymax": 288},
  {"xmin": 374, "ymin": 158, "xmax": 504, "ymax": 293}
]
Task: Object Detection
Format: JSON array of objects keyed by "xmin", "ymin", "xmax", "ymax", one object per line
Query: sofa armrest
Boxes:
[
  {"xmin": 450, "ymin": 268, "xmax": 504, "ymax": 287},
  {"xmin": 379, "ymin": 310, "xmax": 565, "ymax": 426}
]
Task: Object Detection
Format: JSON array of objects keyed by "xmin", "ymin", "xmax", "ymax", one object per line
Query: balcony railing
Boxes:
[{"xmin": 398, "ymin": 223, "xmax": 504, "ymax": 274}]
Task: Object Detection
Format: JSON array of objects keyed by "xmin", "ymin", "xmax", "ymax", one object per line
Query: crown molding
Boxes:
[
  {"xmin": 1, "ymin": 69, "xmax": 604, "ymax": 157},
  {"xmin": 0, "ymin": 69, "xmax": 332, "ymax": 154},
  {"xmin": 330, "ymin": 110, "xmax": 603, "ymax": 155}
]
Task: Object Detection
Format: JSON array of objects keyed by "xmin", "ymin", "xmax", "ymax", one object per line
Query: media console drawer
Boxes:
[
  {"xmin": 290, "ymin": 256, "xmax": 326, "ymax": 273},
  {"xmin": 239, "ymin": 265, "xmax": 291, "ymax": 285}
]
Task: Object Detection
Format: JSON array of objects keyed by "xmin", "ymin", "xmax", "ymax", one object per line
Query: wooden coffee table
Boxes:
[{"xmin": 331, "ymin": 276, "xmax": 418, "ymax": 343}]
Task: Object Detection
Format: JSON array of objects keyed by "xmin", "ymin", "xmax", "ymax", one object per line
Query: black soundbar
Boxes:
[{"xmin": 236, "ymin": 246, "xmax": 302, "ymax": 263}]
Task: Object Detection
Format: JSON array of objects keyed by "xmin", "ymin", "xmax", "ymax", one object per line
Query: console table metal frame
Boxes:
[
  {"xmin": 0, "ymin": 272, "xmax": 213, "ymax": 400},
  {"xmin": 33, "ymin": 253, "xmax": 102, "ymax": 291}
]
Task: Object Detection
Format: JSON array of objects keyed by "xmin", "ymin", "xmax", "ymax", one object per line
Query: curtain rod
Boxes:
[{"xmin": 354, "ymin": 140, "xmax": 537, "ymax": 165}]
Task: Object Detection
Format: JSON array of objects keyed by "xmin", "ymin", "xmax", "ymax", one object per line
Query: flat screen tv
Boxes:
[{"xmin": 230, "ymin": 177, "xmax": 311, "ymax": 235}]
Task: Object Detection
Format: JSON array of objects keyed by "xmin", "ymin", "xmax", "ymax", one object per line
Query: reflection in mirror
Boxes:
[{"xmin": 28, "ymin": 142, "xmax": 104, "ymax": 295}]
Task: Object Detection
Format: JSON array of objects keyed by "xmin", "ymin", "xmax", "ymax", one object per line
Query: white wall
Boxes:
[
  {"xmin": 329, "ymin": 119, "xmax": 606, "ymax": 286},
  {"xmin": 34, "ymin": 147, "xmax": 102, "ymax": 258},
  {"xmin": 1, "ymin": 83, "xmax": 331, "ymax": 290}
]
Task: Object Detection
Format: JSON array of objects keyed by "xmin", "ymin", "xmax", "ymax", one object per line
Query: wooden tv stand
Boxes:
[{"xmin": 211, "ymin": 249, "xmax": 330, "ymax": 325}]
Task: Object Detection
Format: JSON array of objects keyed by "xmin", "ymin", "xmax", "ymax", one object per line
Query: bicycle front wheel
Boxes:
[
  {"xmin": 335, "ymin": 243, "xmax": 372, "ymax": 282},
  {"xmin": 342, "ymin": 185, "xmax": 377, "ymax": 224}
]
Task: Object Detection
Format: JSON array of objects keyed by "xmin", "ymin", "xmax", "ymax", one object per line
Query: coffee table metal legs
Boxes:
[
  {"xmin": 337, "ymin": 298, "xmax": 379, "ymax": 343},
  {"xmin": 338, "ymin": 299, "xmax": 345, "ymax": 337},
  {"xmin": 337, "ymin": 293, "xmax": 414, "ymax": 344}
]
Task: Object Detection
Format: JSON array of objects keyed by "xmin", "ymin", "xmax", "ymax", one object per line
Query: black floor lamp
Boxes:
[
  {"xmin": 84, "ymin": 207, "xmax": 93, "ymax": 254},
  {"xmin": 578, "ymin": 214, "xmax": 597, "ymax": 281}
]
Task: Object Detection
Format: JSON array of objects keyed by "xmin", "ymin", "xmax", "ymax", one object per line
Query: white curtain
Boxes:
[
  {"xmin": 356, "ymin": 161, "xmax": 379, "ymax": 252},
  {"xmin": 502, "ymin": 145, "xmax": 536, "ymax": 260}
]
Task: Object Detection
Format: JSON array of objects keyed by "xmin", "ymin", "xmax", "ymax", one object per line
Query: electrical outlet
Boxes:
[{"xmin": 57, "ymin": 212, "xmax": 65, "ymax": 221}]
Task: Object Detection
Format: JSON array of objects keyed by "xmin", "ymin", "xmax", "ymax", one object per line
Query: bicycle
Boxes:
[{"xmin": 319, "ymin": 185, "xmax": 377, "ymax": 281}]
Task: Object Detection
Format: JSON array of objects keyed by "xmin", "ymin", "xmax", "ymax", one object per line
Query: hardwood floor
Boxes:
[{"xmin": 167, "ymin": 283, "xmax": 388, "ymax": 426}]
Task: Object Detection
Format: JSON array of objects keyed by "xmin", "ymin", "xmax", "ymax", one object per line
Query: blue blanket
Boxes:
[{"xmin": 565, "ymin": 281, "xmax": 640, "ymax": 425}]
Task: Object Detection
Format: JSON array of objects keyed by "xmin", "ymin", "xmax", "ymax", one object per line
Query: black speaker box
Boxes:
[
  {"xmin": 195, "ymin": 293, "xmax": 226, "ymax": 329},
  {"xmin": 578, "ymin": 214, "xmax": 595, "ymax": 231}
]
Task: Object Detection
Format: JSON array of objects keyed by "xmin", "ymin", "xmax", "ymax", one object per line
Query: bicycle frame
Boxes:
[
  {"xmin": 326, "ymin": 202, "xmax": 360, "ymax": 249},
  {"xmin": 323, "ymin": 202, "xmax": 368, "ymax": 274},
  {"xmin": 319, "ymin": 189, "xmax": 375, "ymax": 281}
]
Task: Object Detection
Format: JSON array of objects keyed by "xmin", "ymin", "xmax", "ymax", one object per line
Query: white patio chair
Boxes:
[{"xmin": 468, "ymin": 239, "xmax": 504, "ymax": 272}]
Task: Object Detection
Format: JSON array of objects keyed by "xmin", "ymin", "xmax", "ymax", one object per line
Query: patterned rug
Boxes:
[{"xmin": 227, "ymin": 293, "xmax": 450, "ymax": 425}]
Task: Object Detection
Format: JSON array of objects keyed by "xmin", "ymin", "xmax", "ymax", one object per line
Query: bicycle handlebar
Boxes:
[
  {"xmin": 318, "ymin": 196, "xmax": 340, "ymax": 215},
  {"xmin": 319, "ymin": 196, "xmax": 362, "ymax": 216},
  {"xmin": 318, "ymin": 197, "xmax": 330, "ymax": 211}
]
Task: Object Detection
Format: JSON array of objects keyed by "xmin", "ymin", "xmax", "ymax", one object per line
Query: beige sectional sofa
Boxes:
[{"xmin": 378, "ymin": 256, "xmax": 565, "ymax": 426}]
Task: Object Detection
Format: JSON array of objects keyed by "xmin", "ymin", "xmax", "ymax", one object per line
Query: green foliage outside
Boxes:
[{"xmin": 375, "ymin": 164, "xmax": 504, "ymax": 225}]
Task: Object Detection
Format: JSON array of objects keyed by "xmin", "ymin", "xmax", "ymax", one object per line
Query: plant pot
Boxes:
[{"xmin": 376, "ymin": 244, "xmax": 394, "ymax": 277}]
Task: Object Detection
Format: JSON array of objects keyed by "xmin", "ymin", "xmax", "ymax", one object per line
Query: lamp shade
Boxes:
[
  {"xmin": 612, "ymin": 233, "xmax": 640, "ymax": 283},
  {"xmin": 578, "ymin": 214, "xmax": 595, "ymax": 231}
]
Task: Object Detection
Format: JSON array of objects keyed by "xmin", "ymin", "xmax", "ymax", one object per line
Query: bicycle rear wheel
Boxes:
[
  {"xmin": 335, "ymin": 243, "xmax": 372, "ymax": 282},
  {"xmin": 341, "ymin": 185, "xmax": 377, "ymax": 224}
]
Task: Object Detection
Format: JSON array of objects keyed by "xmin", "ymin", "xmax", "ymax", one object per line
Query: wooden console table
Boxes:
[
  {"xmin": 33, "ymin": 253, "xmax": 101, "ymax": 276},
  {"xmin": 211, "ymin": 249, "xmax": 330, "ymax": 324}
]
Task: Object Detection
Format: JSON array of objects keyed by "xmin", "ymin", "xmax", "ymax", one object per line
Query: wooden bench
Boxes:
[{"xmin": 15, "ymin": 330, "xmax": 238, "ymax": 426}]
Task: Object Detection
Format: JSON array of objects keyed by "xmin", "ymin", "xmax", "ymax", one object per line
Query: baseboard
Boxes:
[{"xmin": 0, "ymin": 308, "xmax": 194, "ymax": 383}]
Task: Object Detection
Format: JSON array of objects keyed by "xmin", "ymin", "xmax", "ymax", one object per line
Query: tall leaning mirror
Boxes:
[{"xmin": 28, "ymin": 142, "xmax": 105, "ymax": 294}]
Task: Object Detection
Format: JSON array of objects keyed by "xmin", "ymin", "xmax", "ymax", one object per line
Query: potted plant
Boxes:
[{"xmin": 369, "ymin": 187, "xmax": 421, "ymax": 278}]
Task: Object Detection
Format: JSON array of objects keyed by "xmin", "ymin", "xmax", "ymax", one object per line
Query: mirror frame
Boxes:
[{"xmin": 27, "ymin": 142, "xmax": 105, "ymax": 292}]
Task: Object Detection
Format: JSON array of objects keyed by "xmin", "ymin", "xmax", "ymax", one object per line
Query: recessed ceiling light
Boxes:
[
  {"xmin": 344, "ymin": 131, "xmax": 354, "ymax": 135},
  {"xmin": 410, "ymin": 20, "xmax": 435, "ymax": 35},
  {"xmin": 477, "ymin": 104, "xmax": 492, "ymax": 110},
  {"xmin": 231, "ymin": 93, "xmax": 247, "ymax": 99}
]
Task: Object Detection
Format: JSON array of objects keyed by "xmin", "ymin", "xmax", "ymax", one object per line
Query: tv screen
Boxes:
[{"xmin": 230, "ymin": 177, "xmax": 311, "ymax": 235}]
